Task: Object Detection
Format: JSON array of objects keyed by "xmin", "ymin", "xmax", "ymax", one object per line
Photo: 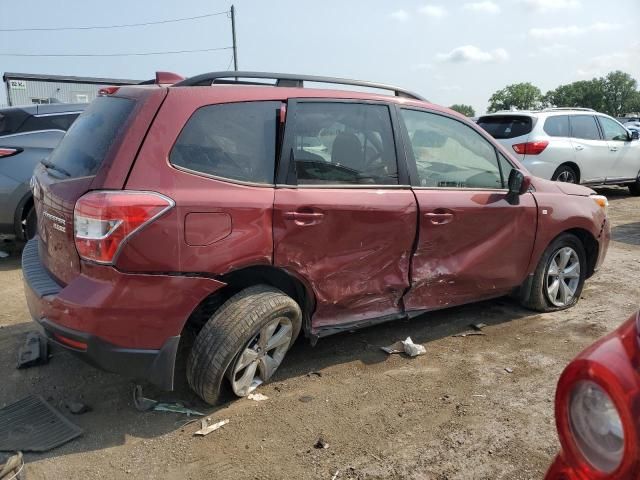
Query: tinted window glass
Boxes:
[
  {"xmin": 291, "ymin": 103, "xmax": 398, "ymax": 185},
  {"xmin": 0, "ymin": 108, "xmax": 29, "ymax": 136},
  {"xmin": 47, "ymin": 97, "xmax": 135, "ymax": 178},
  {"xmin": 401, "ymin": 109, "xmax": 503, "ymax": 189},
  {"xmin": 498, "ymin": 154, "xmax": 514, "ymax": 184},
  {"xmin": 570, "ymin": 115, "xmax": 601, "ymax": 140},
  {"xmin": 543, "ymin": 115, "xmax": 569, "ymax": 137},
  {"xmin": 18, "ymin": 113, "xmax": 80, "ymax": 133},
  {"xmin": 597, "ymin": 116, "xmax": 629, "ymax": 141},
  {"xmin": 477, "ymin": 115, "xmax": 533, "ymax": 139},
  {"xmin": 170, "ymin": 101, "xmax": 279, "ymax": 184}
]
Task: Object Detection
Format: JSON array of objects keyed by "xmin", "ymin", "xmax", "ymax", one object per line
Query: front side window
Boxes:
[
  {"xmin": 570, "ymin": 115, "xmax": 601, "ymax": 141},
  {"xmin": 544, "ymin": 115, "xmax": 570, "ymax": 137},
  {"xmin": 401, "ymin": 109, "xmax": 504, "ymax": 189},
  {"xmin": 290, "ymin": 102, "xmax": 398, "ymax": 185},
  {"xmin": 597, "ymin": 116, "xmax": 629, "ymax": 141},
  {"xmin": 170, "ymin": 101, "xmax": 280, "ymax": 184}
]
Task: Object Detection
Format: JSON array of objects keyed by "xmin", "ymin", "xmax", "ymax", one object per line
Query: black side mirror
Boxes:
[
  {"xmin": 631, "ymin": 130, "xmax": 639, "ymax": 140},
  {"xmin": 508, "ymin": 169, "xmax": 528, "ymax": 194}
]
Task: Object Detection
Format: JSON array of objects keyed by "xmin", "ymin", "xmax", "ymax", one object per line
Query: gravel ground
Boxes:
[{"xmin": 0, "ymin": 187, "xmax": 638, "ymax": 480}]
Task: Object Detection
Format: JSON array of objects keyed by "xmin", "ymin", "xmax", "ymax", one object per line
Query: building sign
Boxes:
[{"xmin": 9, "ymin": 80, "xmax": 27, "ymax": 90}]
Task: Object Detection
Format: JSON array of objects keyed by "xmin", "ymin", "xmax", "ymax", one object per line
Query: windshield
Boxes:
[{"xmin": 477, "ymin": 115, "xmax": 533, "ymax": 139}]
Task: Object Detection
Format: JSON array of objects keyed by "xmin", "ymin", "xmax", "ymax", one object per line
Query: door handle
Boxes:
[
  {"xmin": 284, "ymin": 211, "xmax": 325, "ymax": 225},
  {"xmin": 574, "ymin": 145, "xmax": 584, "ymax": 151},
  {"xmin": 425, "ymin": 211, "xmax": 454, "ymax": 225},
  {"xmin": 610, "ymin": 146, "xmax": 619, "ymax": 152}
]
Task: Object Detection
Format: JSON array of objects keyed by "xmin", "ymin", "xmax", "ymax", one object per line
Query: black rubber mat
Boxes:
[{"xmin": 0, "ymin": 395, "xmax": 83, "ymax": 452}]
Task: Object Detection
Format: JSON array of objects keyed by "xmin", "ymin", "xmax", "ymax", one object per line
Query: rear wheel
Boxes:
[
  {"xmin": 552, "ymin": 165, "xmax": 578, "ymax": 184},
  {"xmin": 186, "ymin": 285, "xmax": 302, "ymax": 405},
  {"xmin": 23, "ymin": 207, "xmax": 37, "ymax": 240},
  {"xmin": 520, "ymin": 233, "xmax": 586, "ymax": 312},
  {"xmin": 628, "ymin": 178, "xmax": 640, "ymax": 196}
]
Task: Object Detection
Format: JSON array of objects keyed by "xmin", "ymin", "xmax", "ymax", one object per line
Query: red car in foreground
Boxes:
[
  {"xmin": 23, "ymin": 71, "xmax": 610, "ymax": 404},
  {"xmin": 546, "ymin": 310, "xmax": 640, "ymax": 479}
]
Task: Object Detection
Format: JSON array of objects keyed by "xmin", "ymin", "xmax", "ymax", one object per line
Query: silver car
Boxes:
[
  {"xmin": 0, "ymin": 103, "xmax": 85, "ymax": 239},
  {"xmin": 477, "ymin": 108, "xmax": 640, "ymax": 195}
]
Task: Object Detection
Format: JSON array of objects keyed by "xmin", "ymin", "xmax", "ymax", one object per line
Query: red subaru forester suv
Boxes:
[{"xmin": 24, "ymin": 71, "xmax": 610, "ymax": 404}]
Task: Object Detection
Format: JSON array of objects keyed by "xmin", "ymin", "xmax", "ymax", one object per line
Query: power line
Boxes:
[
  {"xmin": 0, "ymin": 46, "xmax": 233, "ymax": 57},
  {"xmin": 0, "ymin": 11, "xmax": 229, "ymax": 32}
]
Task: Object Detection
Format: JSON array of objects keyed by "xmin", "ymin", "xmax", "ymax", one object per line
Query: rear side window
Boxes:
[
  {"xmin": 290, "ymin": 102, "xmax": 398, "ymax": 185},
  {"xmin": 543, "ymin": 115, "xmax": 569, "ymax": 137},
  {"xmin": 170, "ymin": 101, "xmax": 280, "ymax": 185},
  {"xmin": 477, "ymin": 116, "xmax": 533, "ymax": 139},
  {"xmin": 0, "ymin": 108, "xmax": 29, "ymax": 136},
  {"xmin": 47, "ymin": 97, "xmax": 135, "ymax": 178},
  {"xmin": 570, "ymin": 115, "xmax": 601, "ymax": 140},
  {"xmin": 18, "ymin": 113, "xmax": 80, "ymax": 134}
]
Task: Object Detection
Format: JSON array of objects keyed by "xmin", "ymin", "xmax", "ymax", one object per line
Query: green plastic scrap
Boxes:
[{"xmin": 153, "ymin": 403, "xmax": 204, "ymax": 417}]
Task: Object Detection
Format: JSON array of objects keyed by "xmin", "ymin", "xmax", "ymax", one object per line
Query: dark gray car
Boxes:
[{"xmin": 0, "ymin": 103, "xmax": 85, "ymax": 239}]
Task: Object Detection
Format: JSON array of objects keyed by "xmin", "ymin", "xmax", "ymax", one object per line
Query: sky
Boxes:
[{"xmin": 0, "ymin": 0, "xmax": 638, "ymax": 114}]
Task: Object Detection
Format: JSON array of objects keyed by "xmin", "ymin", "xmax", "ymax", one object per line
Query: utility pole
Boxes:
[{"xmin": 231, "ymin": 5, "xmax": 238, "ymax": 71}]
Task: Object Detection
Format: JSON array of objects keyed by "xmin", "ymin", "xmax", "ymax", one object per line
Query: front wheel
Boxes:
[
  {"xmin": 629, "ymin": 178, "xmax": 640, "ymax": 196},
  {"xmin": 187, "ymin": 285, "xmax": 302, "ymax": 405},
  {"xmin": 519, "ymin": 233, "xmax": 586, "ymax": 312}
]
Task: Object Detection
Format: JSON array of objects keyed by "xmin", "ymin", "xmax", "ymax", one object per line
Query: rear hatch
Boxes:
[
  {"xmin": 33, "ymin": 87, "xmax": 166, "ymax": 284},
  {"xmin": 476, "ymin": 114, "xmax": 534, "ymax": 160}
]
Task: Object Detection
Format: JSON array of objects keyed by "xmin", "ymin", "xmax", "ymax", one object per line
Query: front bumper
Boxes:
[{"xmin": 22, "ymin": 238, "xmax": 225, "ymax": 389}]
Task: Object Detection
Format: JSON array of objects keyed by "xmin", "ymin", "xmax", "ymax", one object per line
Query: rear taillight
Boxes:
[
  {"xmin": 512, "ymin": 140, "xmax": 548, "ymax": 155},
  {"xmin": 74, "ymin": 191, "xmax": 174, "ymax": 264},
  {"xmin": 0, "ymin": 147, "xmax": 21, "ymax": 158}
]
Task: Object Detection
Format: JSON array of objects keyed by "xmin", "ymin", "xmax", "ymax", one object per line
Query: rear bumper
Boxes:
[{"xmin": 22, "ymin": 237, "xmax": 226, "ymax": 389}]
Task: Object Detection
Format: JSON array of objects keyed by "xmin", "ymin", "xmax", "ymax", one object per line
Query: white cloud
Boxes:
[
  {"xmin": 577, "ymin": 44, "xmax": 640, "ymax": 77},
  {"xmin": 522, "ymin": 0, "xmax": 580, "ymax": 12},
  {"xmin": 529, "ymin": 22, "xmax": 621, "ymax": 39},
  {"xmin": 436, "ymin": 45, "xmax": 509, "ymax": 63},
  {"xmin": 418, "ymin": 4, "xmax": 447, "ymax": 18},
  {"xmin": 390, "ymin": 9, "xmax": 410, "ymax": 22},
  {"xmin": 528, "ymin": 43, "xmax": 577, "ymax": 57},
  {"xmin": 463, "ymin": 1, "xmax": 500, "ymax": 14}
]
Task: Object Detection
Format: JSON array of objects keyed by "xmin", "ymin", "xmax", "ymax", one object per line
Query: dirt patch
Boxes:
[{"xmin": 0, "ymin": 188, "xmax": 638, "ymax": 480}]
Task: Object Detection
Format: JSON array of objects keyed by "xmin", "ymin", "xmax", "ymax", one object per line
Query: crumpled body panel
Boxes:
[{"xmin": 273, "ymin": 188, "xmax": 417, "ymax": 332}]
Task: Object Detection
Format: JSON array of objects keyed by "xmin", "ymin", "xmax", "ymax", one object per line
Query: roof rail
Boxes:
[
  {"xmin": 543, "ymin": 107, "xmax": 595, "ymax": 112},
  {"xmin": 173, "ymin": 71, "xmax": 426, "ymax": 101}
]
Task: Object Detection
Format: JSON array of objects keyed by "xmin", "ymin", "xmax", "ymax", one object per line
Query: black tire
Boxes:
[
  {"xmin": 519, "ymin": 233, "xmax": 587, "ymax": 312},
  {"xmin": 186, "ymin": 285, "xmax": 302, "ymax": 405},
  {"xmin": 629, "ymin": 179, "xmax": 640, "ymax": 196},
  {"xmin": 24, "ymin": 207, "xmax": 37, "ymax": 240},
  {"xmin": 551, "ymin": 165, "xmax": 578, "ymax": 184}
]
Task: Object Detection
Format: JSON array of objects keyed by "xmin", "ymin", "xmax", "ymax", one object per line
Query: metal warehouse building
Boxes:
[{"xmin": 3, "ymin": 72, "xmax": 140, "ymax": 106}]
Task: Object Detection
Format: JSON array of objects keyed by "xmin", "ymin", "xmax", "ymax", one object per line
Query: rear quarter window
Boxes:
[
  {"xmin": 46, "ymin": 97, "xmax": 135, "ymax": 178},
  {"xmin": 543, "ymin": 115, "xmax": 569, "ymax": 137},
  {"xmin": 477, "ymin": 116, "xmax": 533, "ymax": 139},
  {"xmin": 170, "ymin": 101, "xmax": 280, "ymax": 185}
]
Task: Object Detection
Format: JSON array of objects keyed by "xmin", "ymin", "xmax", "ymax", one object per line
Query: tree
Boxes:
[
  {"xmin": 449, "ymin": 104, "xmax": 476, "ymax": 117},
  {"xmin": 487, "ymin": 83, "xmax": 542, "ymax": 112},
  {"xmin": 602, "ymin": 71, "xmax": 638, "ymax": 117},
  {"xmin": 543, "ymin": 79, "xmax": 606, "ymax": 112}
]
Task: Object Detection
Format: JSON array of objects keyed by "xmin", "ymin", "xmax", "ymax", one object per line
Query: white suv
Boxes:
[{"xmin": 477, "ymin": 108, "xmax": 640, "ymax": 195}]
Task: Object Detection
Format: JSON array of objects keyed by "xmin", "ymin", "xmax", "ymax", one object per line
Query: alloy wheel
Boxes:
[
  {"xmin": 229, "ymin": 317, "xmax": 293, "ymax": 396},
  {"xmin": 545, "ymin": 247, "xmax": 581, "ymax": 307}
]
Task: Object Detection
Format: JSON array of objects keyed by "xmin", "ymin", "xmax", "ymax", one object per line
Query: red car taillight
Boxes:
[
  {"xmin": 0, "ymin": 147, "xmax": 21, "ymax": 158},
  {"xmin": 512, "ymin": 140, "xmax": 548, "ymax": 155},
  {"xmin": 74, "ymin": 190, "xmax": 174, "ymax": 264},
  {"xmin": 553, "ymin": 322, "xmax": 640, "ymax": 479}
]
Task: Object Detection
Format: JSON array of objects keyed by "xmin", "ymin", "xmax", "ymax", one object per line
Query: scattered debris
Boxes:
[
  {"xmin": 194, "ymin": 418, "xmax": 229, "ymax": 436},
  {"xmin": 381, "ymin": 337, "xmax": 426, "ymax": 357},
  {"xmin": 0, "ymin": 452, "xmax": 23, "ymax": 480},
  {"xmin": 371, "ymin": 453, "xmax": 382, "ymax": 461},
  {"xmin": 306, "ymin": 371, "xmax": 323, "ymax": 378},
  {"xmin": 504, "ymin": 367, "xmax": 514, "ymax": 374},
  {"xmin": 65, "ymin": 401, "xmax": 91, "ymax": 415},
  {"xmin": 314, "ymin": 437, "xmax": 329, "ymax": 449},
  {"xmin": 452, "ymin": 331, "xmax": 486, "ymax": 338},
  {"xmin": 470, "ymin": 323, "xmax": 487, "ymax": 331},
  {"xmin": 0, "ymin": 252, "xmax": 8, "ymax": 259},
  {"xmin": 0, "ymin": 395, "xmax": 82, "ymax": 452},
  {"xmin": 299, "ymin": 396, "xmax": 314, "ymax": 403},
  {"xmin": 331, "ymin": 469, "xmax": 339, "ymax": 480},
  {"xmin": 247, "ymin": 393, "xmax": 269, "ymax": 402},
  {"xmin": 16, "ymin": 332, "xmax": 49, "ymax": 369},
  {"xmin": 472, "ymin": 394, "xmax": 486, "ymax": 398},
  {"xmin": 153, "ymin": 403, "xmax": 204, "ymax": 416}
]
